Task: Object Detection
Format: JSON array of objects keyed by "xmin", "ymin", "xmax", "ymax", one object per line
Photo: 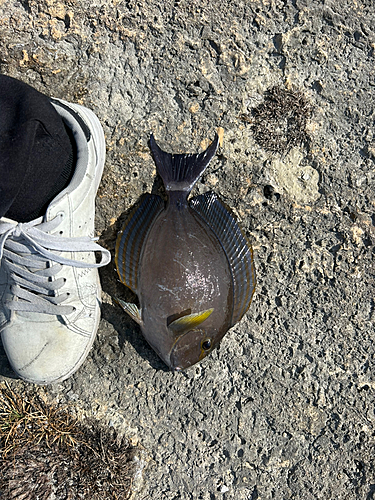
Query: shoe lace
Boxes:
[{"xmin": 0, "ymin": 214, "xmax": 111, "ymax": 315}]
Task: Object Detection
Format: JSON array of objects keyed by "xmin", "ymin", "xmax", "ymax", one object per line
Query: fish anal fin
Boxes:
[
  {"xmin": 190, "ymin": 191, "xmax": 256, "ymax": 325},
  {"xmin": 116, "ymin": 298, "xmax": 143, "ymax": 326},
  {"xmin": 115, "ymin": 193, "xmax": 163, "ymax": 293},
  {"xmin": 168, "ymin": 308, "xmax": 214, "ymax": 333}
]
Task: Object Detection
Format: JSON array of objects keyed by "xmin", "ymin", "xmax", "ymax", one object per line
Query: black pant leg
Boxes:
[{"xmin": 0, "ymin": 75, "xmax": 74, "ymax": 221}]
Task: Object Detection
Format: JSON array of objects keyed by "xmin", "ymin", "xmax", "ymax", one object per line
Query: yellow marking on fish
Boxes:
[{"xmin": 168, "ymin": 308, "xmax": 214, "ymax": 332}]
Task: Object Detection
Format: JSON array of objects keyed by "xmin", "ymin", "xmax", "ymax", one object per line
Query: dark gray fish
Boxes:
[{"xmin": 115, "ymin": 134, "xmax": 255, "ymax": 370}]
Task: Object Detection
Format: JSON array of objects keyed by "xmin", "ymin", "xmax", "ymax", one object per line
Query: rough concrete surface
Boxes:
[{"xmin": 1, "ymin": 0, "xmax": 375, "ymax": 498}]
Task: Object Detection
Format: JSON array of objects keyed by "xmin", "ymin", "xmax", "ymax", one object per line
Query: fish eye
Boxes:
[{"xmin": 201, "ymin": 339, "xmax": 212, "ymax": 351}]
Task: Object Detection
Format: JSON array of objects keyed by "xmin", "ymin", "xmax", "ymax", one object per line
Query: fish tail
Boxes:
[{"xmin": 149, "ymin": 133, "xmax": 219, "ymax": 193}]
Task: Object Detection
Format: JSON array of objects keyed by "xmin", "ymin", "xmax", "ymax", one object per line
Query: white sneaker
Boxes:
[{"xmin": 0, "ymin": 99, "xmax": 111, "ymax": 384}]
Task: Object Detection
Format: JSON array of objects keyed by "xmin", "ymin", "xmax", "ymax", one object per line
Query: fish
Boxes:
[{"xmin": 115, "ymin": 133, "xmax": 256, "ymax": 371}]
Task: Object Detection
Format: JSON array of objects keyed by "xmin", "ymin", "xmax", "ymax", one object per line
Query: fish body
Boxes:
[{"xmin": 115, "ymin": 134, "xmax": 255, "ymax": 370}]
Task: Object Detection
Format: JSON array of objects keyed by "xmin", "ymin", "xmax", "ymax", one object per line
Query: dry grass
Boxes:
[
  {"xmin": 0, "ymin": 382, "xmax": 136, "ymax": 500},
  {"xmin": 241, "ymin": 85, "xmax": 312, "ymax": 153}
]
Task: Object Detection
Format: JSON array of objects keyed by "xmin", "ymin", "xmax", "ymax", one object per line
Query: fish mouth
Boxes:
[
  {"xmin": 169, "ymin": 328, "xmax": 210, "ymax": 371},
  {"xmin": 142, "ymin": 324, "xmax": 211, "ymax": 371}
]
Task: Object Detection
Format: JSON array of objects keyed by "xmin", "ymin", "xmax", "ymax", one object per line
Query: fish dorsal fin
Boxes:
[
  {"xmin": 116, "ymin": 298, "xmax": 143, "ymax": 325},
  {"xmin": 190, "ymin": 192, "xmax": 256, "ymax": 326},
  {"xmin": 115, "ymin": 194, "xmax": 164, "ymax": 292},
  {"xmin": 168, "ymin": 308, "xmax": 214, "ymax": 333},
  {"xmin": 149, "ymin": 134, "xmax": 219, "ymax": 192}
]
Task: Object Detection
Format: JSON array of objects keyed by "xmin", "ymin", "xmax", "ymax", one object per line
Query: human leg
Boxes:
[
  {"xmin": 0, "ymin": 77, "xmax": 111, "ymax": 384},
  {"xmin": 0, "ymin": 75, "xmax": 75, "ymax": 221}
]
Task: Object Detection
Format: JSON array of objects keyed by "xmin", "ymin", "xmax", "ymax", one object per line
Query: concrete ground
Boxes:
[{"xmin": 1, "ymin": 0, "xmax": 375, "ymax": 498}]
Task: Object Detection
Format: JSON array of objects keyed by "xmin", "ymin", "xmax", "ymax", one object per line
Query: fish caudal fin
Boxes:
[
  {"xmin": 115, "ymin": 298, "xmax": 143, "ymax": 325},
  {"xmin": 150, "ymin": 134, "xmax": 219, "ymax": 192},
  {"xmin": 190, "ymin": 192, "xmax": 256, "ymax": 326}
]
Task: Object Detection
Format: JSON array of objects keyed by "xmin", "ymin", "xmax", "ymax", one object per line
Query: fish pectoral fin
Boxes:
[
  {"xmin": 115, "ymin": 298, "xmax": 143, "ymax": 325},
  {"xmin": 167, "ymin": 308, "xmax": 192, "ymax": 327},
  {"xmin": 168, "ymin": 308, "xmax": 214, "ymax": 333}
]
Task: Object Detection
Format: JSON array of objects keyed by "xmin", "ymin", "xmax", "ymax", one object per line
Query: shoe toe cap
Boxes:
[{"xmin": 1, "ymin": 316, "xmax": 97, "ymax": 384}]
